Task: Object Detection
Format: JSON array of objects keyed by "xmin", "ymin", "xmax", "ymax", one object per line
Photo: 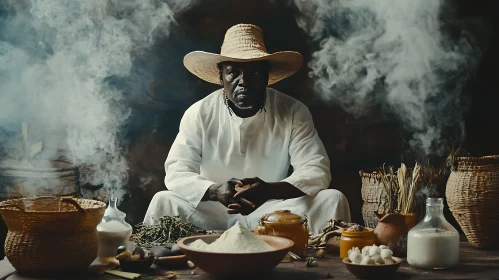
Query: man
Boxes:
[{"xmin": 144, "ymin": 24, "xmax": 350, "ymax": 234}]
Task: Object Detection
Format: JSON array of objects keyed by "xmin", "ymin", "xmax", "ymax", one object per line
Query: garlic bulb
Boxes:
[
  {"xmin": 379, "ymin": 245, "xmax": 388, "ymax": 250},
  {"xmin": 348, "ymin": 247, "xmax": 360, "ymax": 257},
  {"xmin": 360, "ymin": 255, "xmax": 375, "ymax": 265},
  {"xmin": 372, "ymin": 253, "xmax": 384, "ymax": 264},
  {"xmin": 380, "ymin": 248, "xmax": 393, "ymax": 259},
  {"xmin": 384, "ymin": 257, "xmax": 395, "ymax": 264},
  {"xmin": 369, "ymin": 245, "xmax": 380, "ymax": 257},
  {"xmin": 361, "ymin": 245, "xmax": 371, "ymax": 255},
  {"xmin": 349, "ymin": 251, "xmax": 362, "ymax": 264}
]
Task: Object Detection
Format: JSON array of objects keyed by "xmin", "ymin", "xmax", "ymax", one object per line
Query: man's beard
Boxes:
[{"xmin": 223, "ymin": 89, "xmax": 266, "ymax": 116}]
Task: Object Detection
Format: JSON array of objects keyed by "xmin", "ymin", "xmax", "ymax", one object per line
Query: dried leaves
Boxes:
[{"xmin": 131, "ymin": 216, "xmax": 200, "ymax": 247}]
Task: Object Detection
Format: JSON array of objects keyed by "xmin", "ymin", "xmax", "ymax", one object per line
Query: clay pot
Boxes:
[
  {"xmin": 255, "ymin": 210, "xmax": 308, "ymax": 257},
  {"xmin": 373, "ymin": 212, "xmax": 408, "ymax": 257}
]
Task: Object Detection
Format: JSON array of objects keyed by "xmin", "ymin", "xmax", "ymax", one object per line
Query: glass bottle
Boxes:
[
  {"xmin": 407, "ymin": 198, "xmax": 459, "ymax": 269},
  {"xmin": 96, "ymin": 196, "xmax": 133, "ymax": 261}
]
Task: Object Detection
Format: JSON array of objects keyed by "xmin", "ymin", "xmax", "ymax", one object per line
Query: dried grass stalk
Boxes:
[{"xmin": 377, "ymin": 162, "xmax": 443, "ymax": 215}]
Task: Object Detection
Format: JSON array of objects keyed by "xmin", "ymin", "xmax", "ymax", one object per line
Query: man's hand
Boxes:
[
  {"xmin": 204, "ymin": 179, "xmax": 256, "ymax": 211},
  {"xmin": 233, "ymin": 177, "xmax": 269, "ymax": 202},
  {"xmin": 230, "ymin": 177, "xmax": 306, "ymax": 215},
  {"xmin": 227, "ymin": 177, "xmax": 270, "ymax": 215},
  {"xmin": 204, "ymin": 179, "xmax": 239, "ymax": 207}
]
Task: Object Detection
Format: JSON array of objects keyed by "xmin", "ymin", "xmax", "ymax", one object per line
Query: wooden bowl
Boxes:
[
  {"xmin": 119, "ymin": 258, "xmax": 153, "ymax": 273},
  {"xmin": 154, "ymin": 254, "xmax": 189, "ymax": 268},
  {"xmin": 177, "ymin": 234, "xmax": 294, "ymax": 277},
  {"xmin": 342, "ymin": 257, "xmax": 402, "ymax": 279}
]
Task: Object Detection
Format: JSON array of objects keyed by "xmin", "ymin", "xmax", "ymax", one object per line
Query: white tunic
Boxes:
[
  {"xmin": 144, "ymin": 87, "xmax": 351, "ymax": 234},
  {"xmin": 165, "ymin": 87, "xmax": 331, "ymax": 206}
]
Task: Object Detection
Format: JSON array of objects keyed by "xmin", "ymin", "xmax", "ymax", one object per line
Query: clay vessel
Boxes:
[
  {"xmin": 373, "ymin": 212, "xmax": 408, "ymax": 257},
  {"xmin": 255, "ymin": 210, "xmax": 308, "ymax": 257}
]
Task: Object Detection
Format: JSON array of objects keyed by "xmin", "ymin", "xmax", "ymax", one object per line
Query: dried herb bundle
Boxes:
[
  {"xmin": 131, "ymin": 216, "xmax": 200, "ymax": 247},
  {"xmin": 397, "ymin": 163, "xmax": 421, "ymax": 214},
  {"xmin": 378, "ymin": 162, "xmax": 446, "ymax": 215}
]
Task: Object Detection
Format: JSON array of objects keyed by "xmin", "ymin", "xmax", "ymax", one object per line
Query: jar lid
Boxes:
[{"xmin": 261, "ymin": 210, "xmax": 305, "ymax": 224}]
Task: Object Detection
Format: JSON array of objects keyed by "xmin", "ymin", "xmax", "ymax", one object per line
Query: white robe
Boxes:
[{"xmin": 144, "ymin": 88, "xmax": 351, "ymax": 234}]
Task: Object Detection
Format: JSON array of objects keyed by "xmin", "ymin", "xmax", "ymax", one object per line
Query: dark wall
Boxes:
[{"xmin": 120, "ymin": 0, "xmax": 499, "ymax": 227}]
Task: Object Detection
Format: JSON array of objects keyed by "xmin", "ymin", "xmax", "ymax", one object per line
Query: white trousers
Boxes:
[{"xmin": 143, "ymin": 189, "xmax": 351, "ymax": 235}]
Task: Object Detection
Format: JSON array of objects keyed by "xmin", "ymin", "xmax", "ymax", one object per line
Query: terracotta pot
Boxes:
[{"xmin": 373, "ymin": 213, "xmax": 408, "ymax": 257}]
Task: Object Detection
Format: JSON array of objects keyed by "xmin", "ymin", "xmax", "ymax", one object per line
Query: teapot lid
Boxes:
[{"xmin": 262, "ymin": 210, "xmax": 305, "ymax": 224}]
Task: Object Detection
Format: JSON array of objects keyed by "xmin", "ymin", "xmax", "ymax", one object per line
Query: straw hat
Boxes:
[{"xmin": 184, "ymin": 24, "xmax": 303, "ymax": 85}]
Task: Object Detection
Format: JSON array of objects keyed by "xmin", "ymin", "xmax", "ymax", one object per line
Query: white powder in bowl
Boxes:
[{"xmin": 189, "ymin": 221, "xmax": 274, "ymax": 253}]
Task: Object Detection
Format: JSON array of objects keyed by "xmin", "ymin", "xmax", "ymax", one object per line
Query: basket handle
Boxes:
[{"xmin": 61, "ymin": 197, "xmax": 87, "ymax": 213}]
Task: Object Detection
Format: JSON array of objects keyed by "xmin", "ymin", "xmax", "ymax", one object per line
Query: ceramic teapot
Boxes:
[{"xmin": 255, "ymin": 210, "xmax": 308, "ymax": 257}]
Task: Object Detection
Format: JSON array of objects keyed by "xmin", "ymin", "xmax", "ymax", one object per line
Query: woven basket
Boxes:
[
  {"xmin": 359, "ymin": 170, "xmax": 390, "ymax": 229},
  {"xmin": 0, "ymin": 196, "xmax": 106, "ymax": 275},
  {"xmin": 446, "ymin": 155, "xmax": 499, "ymax": 249}
]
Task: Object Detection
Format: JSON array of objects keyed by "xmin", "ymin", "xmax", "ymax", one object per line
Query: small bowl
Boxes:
[
  {"xmin": 119, "ymin": 258, "xmax": 154, "ymax": 273},
  {"xmin": 154, "ymin": 254, "xmax": 189, "ymax": 268},
  {"xmin": 177, "ymin": 234, "xmax": 294, "ymax": 277},
  {"xmin": 342, "ymin": 257, "xmax": 402, "ymax": 279}
]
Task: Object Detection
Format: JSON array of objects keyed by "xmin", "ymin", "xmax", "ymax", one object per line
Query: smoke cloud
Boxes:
[
  {"xmin": 0, "ymin": 0, "xmax": 196, "ymax": 201},
  {"xmin": 293, "ymin": 0, "xmax": 479, "ymax": 156}
]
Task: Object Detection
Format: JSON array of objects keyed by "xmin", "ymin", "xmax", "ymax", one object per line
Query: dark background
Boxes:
[{"xmin": 109, "ymin": 0, "xmax": 499, "ymax": 227}]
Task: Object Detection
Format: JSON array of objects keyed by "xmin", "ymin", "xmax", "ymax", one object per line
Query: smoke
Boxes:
[
  {"xmin": 293, "ymin": 0, "xmax": 479, "ymax": 156},
  {"xmin": 0, "ymin": 0, "xmax": 196, "ymax": 201}
]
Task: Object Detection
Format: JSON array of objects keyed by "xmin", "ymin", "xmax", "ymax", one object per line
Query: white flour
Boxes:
[{"xmin": 189, "ymin": 221, "xmax": 274, "ymax": 253}]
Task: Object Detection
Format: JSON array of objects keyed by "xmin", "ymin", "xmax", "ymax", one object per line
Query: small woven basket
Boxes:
[
  {"xmin": 446, "ymin": 155, "xmax": 499, "ymax": 249},
  {"xmin": 0, "ymin": 196, "xmax": 106, "ymax": 275}
]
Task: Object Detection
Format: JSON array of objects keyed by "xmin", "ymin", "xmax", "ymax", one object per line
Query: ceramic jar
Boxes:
[
  {"xmin": 255, "ymin": 210, "xmax": 308, "ymax": 257},
  {"xmin": 339, "ymin": 228, "xmax": 377, "ymax": 259}
]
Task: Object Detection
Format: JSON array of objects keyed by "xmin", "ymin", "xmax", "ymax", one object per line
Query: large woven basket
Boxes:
[
  {"xmin": 446, "ymin": 155, "xmax": 499, "ymax": 249},
  {"xmin": 0, "ymin": 196, "xmax": 106, "ymax": 275}
]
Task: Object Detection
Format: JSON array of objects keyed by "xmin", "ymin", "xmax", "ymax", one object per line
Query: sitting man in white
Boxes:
[{"xmin": 143, "ymin": 24, "xmax": 351, "ymax": 234}]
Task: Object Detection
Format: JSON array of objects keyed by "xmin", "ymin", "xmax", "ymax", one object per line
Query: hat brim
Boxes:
[{"xmin": 183, "ymin": 51, "xmax": 303, "ymax": 85}]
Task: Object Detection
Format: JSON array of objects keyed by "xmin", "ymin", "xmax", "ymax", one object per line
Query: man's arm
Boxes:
[
  {"xmin": 164, "ymin": 104, "xmax": 216, "ymax": 207},
  {"xmin": 280, "ymin": 101, "xmax": 331, "ymax": 196}
]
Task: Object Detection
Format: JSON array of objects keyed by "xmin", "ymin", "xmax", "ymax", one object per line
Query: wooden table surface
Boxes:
[{"xmin": 1, "ymin": 242, "xmax": 498, "ymax": 280}]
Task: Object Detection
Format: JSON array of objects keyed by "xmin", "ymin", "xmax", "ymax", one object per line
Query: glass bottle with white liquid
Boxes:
[
  {"xmin": 407, "ymin": 198, "xmax": 459, "ymax": 269},
  {"xmin": 96, "ymin": 196, "xmax": 132, "ymax": 262}
]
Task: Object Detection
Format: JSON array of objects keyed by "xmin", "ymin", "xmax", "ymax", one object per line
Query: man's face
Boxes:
[{"xmin": 220, "ymin": 61, "xmax": 269, "ymax": 111}]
